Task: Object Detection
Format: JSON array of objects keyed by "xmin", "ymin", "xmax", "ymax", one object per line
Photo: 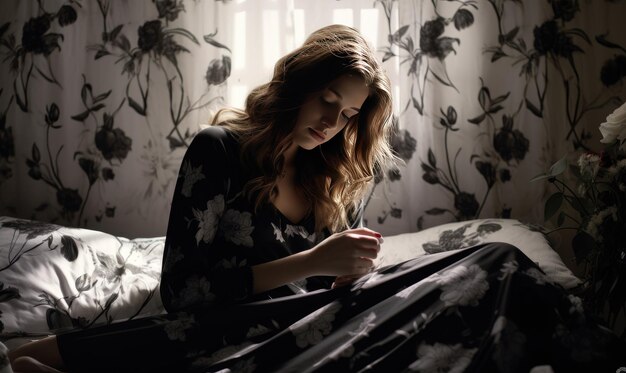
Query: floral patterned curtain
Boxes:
[{"xmin": 0, "ymin": 0, "xmax": 625, "ymax": 240}]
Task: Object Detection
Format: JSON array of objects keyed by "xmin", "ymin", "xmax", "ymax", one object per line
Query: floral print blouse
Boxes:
[{"xmin": 159, "ymin": 126, "xmax": 361, "ymax": 312}]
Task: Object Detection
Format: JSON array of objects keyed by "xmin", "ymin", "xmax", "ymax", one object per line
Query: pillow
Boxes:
[
  {"xmin": 0, "ymin": 216, "xmax": 166, "ymax": 346},
  {"xmin": 376, "ymin": 218, "xmax": 581, "ymax": 290}
]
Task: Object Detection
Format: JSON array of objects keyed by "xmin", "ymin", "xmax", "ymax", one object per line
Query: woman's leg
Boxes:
[{"xmin": 8, "ymin": 336, "xmax": 65, "ymax": 372}]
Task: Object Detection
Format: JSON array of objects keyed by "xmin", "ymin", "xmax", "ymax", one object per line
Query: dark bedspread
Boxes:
[{"xmin": 57, "ymin": 242, "xmax": 625, "ymax": 373}]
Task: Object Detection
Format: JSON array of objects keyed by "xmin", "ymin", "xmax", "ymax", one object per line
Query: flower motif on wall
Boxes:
[
  {"xmin": 0, "ymin": 3, "xmax": 78, "ymax": 111},
  {"xmin": 377, "ymin": 1, "xmax": 475, "ymax": 115},
  {"xmin": 206, "ymin": 55, "xmax": 231, "ymax": 86}
]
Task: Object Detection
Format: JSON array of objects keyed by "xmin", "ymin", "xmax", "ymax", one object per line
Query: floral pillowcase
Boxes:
[
  {"xmin": 376, "ymin": 218, "xmax": 581, "ymax": 290},
  {"xmin": 0, "ymin": 216, "xmax": 166, "ymax": 349}
]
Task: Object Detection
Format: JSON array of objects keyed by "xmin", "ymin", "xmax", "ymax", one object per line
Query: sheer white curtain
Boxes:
[
  {"xmin": 0, "ymin": 0, "xmax": 625, "ymax": 239},
  {"xmin": 218, "ymin": 0, "xmax": 389, "ymax": 110}
]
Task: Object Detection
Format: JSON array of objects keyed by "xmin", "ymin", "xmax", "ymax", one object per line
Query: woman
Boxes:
[{"xmin": 8, "ymin": 24, "xmax": 398, "ymax": 372}]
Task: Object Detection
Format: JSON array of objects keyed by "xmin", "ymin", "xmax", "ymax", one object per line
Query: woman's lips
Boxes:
[{"xmin": 309, "ymin": 128, "xmax": 326, "ymax": 141}]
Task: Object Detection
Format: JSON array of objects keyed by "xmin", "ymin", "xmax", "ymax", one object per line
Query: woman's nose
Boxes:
[{"xmin": 322, "ymin": 109, "xmax": 341, "ymax": 128}]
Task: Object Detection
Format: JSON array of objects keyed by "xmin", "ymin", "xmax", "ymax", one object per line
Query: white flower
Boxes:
[
  {"xmin": 283, "ymin": 224, "xmax": 317, "ymax": 242},
  {"xmin": 221, "ymin": 209, "xmax": 254, "ymax": 247},
  {"xmin": 246, "ymin": 323, "xmax": 272, "ymax": 338},
  {"xmin": 491, "ymin": 316, "xmax": 507, "ymax": 343},
  {"xmin": 599, "ymin": 102, "xmax": 626, "ymax": 148},
  {"xmin": 577, "ymin": 153, "xmax": 601, "ymax": 180},
  {"xmin": 395, "ymin": 281, "xmax": 425, "ymax": 299},
  {"xmin": 271, "ymin": 222, "xmax": 285, "ymax": 243},
  {"xmin": 409, "ymin": 342, "xmax": 477, "ymax": 372},
  {"xmin": 175, "ymin": 275, "xmax": 215, "ymax": 308},
  {"xmin": 163, "ymin": 313, "xmax": 195, "ymax": 342},
  {"xmin": 349, "ymin": 312, "xmax": 377, "ymax": 340},
  {"xmin": 567, "ymin": 294, "xmax": 584, "ymax": 315},
  {"xmin": 193, "ymin": 194, "xmax": 225, "ymax": 245},
  {"xmin": 584, "ymin": 206, "xmax": 618, "ymax": 242},
  {"xmin": 498, "ymin": 260, "xmax": 519, "ymax": 280},
  {"xmin": 180, "ymin": 160, "xmax": 206, "ymax": 198},
  {"xmin": 428, "ymin": 264, "xmax": 489, "ymax": 307},
  {"xmin": 290, "ymin": 302, "xmax": 341, "ymax": 348}
]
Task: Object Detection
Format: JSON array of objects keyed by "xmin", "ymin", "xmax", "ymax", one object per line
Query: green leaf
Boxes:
[
  {"xmin": 548, "ymin": 156, "xmax": 568, "ymax": 176},
  {"xmin": 390, "ymin": 25, "xmax": 409, "ymax": 43},
  {"xmin": 109, "ymin": 25, "xmax": 123, "ymax": 42},
  {"xmin": 491, "ymin": 92, "xmax": 510, "ymax": 106},
  {"xmin": 426, "ymin": 208, "xmax": 446, "ymax": 215},
  {"xmin": 529, "ymin": 172, "xmax": 551, "ymax": 183},
  {"xmin": 31, "ymin": 143, "xmax": 40, "ymax": 162},
  {"xmin": 468, "ymin": 113, "xmax": 485, "ymax": 125},
  {"xmin": 504, "ymin": 26, "xmax": 519, "ymax": 43},
  {"xmin": 382, "ymin": 50, "xmax": 395, "ymax": 62},
  {"xmin": 428, "ymin": 148, "xmax": 436, "ymax": 168},
  {"xmin": 167, "ymin": 28, "xmax": 200, "ymax": 45},
  {"xmin": 95, "ymin": 49, "xmax": 110, "ymax": 59},
  {"xmin": 71, "ymin": 110, "xmax": 90, "ymax": 122},
  {"xmin": 525, "ymin": 98, "xmax": 542, "ymax": 118},
  {"xmin": 128, "ymin": 96, "xmax": 146, "ymax": 116},
  {"xmin": 203, "ymin": 34, "xmax": 231, "ymax": 52},
  {"xmin": 544, "ymin": 192, "xmax": 563, "ymax": 221},
  {"xmin": 104, "ymin": 292, "xmax": 119, "ymax": 309},
  {"xmin": 412, "ymin": 97, "xmax": 423, "ymax": 114},
  {"xmin": 93, "ymin": 90, "xmax": 112, "ymax": 103}
]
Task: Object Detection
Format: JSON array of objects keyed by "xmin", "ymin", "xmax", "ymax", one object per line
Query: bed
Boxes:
[{"xmin": 0, "ymin": 215, "xmax": 623, "ymax": 372}]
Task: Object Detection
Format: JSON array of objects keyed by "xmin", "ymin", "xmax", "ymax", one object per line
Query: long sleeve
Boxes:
[{"xmin": 160, "ymin": 127, "xmax": 253, "ymax": 313}]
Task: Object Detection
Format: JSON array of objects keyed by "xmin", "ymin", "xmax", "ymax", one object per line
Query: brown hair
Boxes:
[{"xmin": 212, "ymin": 24, "xmax": 397, "ymax": 232}]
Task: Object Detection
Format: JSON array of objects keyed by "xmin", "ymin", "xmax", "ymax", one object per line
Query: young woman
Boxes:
[{"xmin": 8, "ymin": 24, "xmax": 398, "ymax": 372}]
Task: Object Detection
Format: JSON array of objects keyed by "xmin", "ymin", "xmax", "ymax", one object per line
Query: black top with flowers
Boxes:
[{"xmin": 159, "ymin": 126, "xmax": 362, "ymax": 313}]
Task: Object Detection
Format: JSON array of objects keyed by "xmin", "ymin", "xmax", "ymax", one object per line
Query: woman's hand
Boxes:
[{"xmin": 306, "ymin": 227, "xmax": 382, "ymax": 277}]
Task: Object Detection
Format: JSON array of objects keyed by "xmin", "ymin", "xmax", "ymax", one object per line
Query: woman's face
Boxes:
[{"xmin": 292, "ymin": 74, "xmax": 370, "ymax": 150}]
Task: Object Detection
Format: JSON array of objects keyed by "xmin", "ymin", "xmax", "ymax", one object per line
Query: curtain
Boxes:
[{"xmin": 0, "ymin": 0, "xmax": 625, "ymax": 239}]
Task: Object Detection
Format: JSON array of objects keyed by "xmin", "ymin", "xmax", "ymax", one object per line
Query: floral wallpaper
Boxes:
[{"xmin": 0, "ymin": 0, "xmax": 625, "ymax": 239}]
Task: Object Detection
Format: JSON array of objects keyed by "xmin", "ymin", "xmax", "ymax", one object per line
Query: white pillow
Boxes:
[
  {"xmin": 0, "ymin": 216, "xmax": 166, "ymax": 342},
  {"xmin": 376, "ymin": 218, "xmax": 581, "ymax": 290}
]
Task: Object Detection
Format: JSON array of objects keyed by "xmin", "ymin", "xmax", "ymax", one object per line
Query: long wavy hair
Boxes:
[{"xmin": 212, "ymin": 24, "xmax": 397, "ymax": 233}]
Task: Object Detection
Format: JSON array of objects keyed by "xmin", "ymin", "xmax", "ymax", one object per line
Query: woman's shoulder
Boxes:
[
  {"xmin": 193, "ymin": 125, "xmax": 234, "ymax": 142},
  {"xmin": 190, "ymin": 125, "xmax": 240, "ymax": 153}
]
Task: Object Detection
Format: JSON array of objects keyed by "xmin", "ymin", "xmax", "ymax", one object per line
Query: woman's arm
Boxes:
[{"xmin": 252, "ymin": 227, "xmax": 381, "ymax": 294}]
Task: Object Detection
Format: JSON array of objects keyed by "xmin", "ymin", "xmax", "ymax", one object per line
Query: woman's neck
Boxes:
[{"xmin": 282, "ymin": 142, "xmax": 298, "ymax": 171}]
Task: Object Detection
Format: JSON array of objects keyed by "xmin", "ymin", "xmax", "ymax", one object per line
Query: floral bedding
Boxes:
[
  {"xmin": 0, "ymin": 216, "xmax": 593, "ymax": 369},
  {"xmin": 0, "ymin": 217, "xmax": 580, "ymax": 345}
]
